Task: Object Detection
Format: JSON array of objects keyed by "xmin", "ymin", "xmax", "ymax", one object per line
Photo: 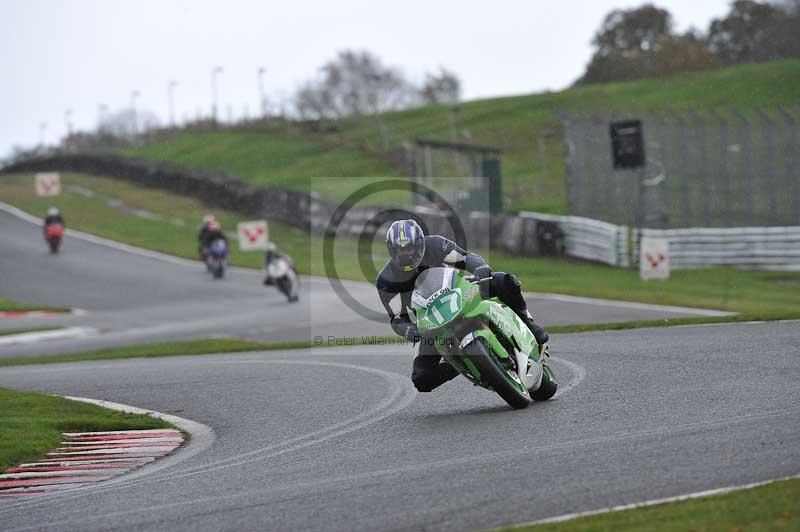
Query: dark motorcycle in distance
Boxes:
[
  {"xmin": 45, "ymin": 224, "xmax": 64, "ymax": 254},
  {"xmin": 205, "ymin": 238, "xmax": 228, "ymax": 279}
]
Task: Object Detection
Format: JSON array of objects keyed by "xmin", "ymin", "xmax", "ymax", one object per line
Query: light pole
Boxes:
[
  {"xmin": 211, "ymin": 66, "xmax": 223, "ymax": 123},
  {"xmin": 168, "ymin": 80, "xmax": 179, "ymax": 127},
  {"xmin": 448, "ymin": 105, "xmax": 460, "ymax": 143},
  {"xmin": 98, "ymin": 104, "xmax": 108, "ymax": 132},
  {"xmin": 39, "ymin": 122, "xmax": 48, "ymax": 146},
  {"xmin": 258, "ymin": 67, "xmax": 267, "ymax": 119},
  {"xmin": 64, "ymin": 109, "xmax": 73, "ymax": 137},
  {"xmin": 130, "ymin": 90, "xmax": 140, "ymax": 136}
]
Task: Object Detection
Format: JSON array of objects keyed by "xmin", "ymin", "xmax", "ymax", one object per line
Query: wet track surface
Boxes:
[
  {"xmin": 0, "ymin": 322, "xmax": 798, "ymax": 530},
  {"xmin": 1, "ymin": 206, "xmax": 798, "ymax": 530},
  {"xmin": 1, "ymin": 208, "xmax": 726, "ymax": 359}
]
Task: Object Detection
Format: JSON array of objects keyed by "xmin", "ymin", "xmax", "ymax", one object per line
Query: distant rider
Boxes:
[
  {"xmin": 197, "ymin": 215, "xmax": 227, "ymax": 259},
  {"xmin": 263, "ymin": 242, "xmax": 297, "ymax": 285},
  {"xmin": 376, "ymin": 219, "xmax": 549, "ymax": 393},
  {"xmin": 43, "ymin": 206, "xmax": 64, "ymax": 236}
]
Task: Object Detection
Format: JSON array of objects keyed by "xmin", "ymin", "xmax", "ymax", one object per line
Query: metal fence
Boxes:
[{"xmin": 559, "ymin": 105, "xmax": 800, "ymax": 228}]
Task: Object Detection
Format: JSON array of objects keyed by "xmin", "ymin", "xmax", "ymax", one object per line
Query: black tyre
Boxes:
[
  {"xmin": 49, "ymin": 241, "xmax": 60, "ymax": 254},
  {"xmin": 276, "ymin": 277, "xmax": 291, "ymax": 300},
  {"xmin": 212, "ymin": 262, "xmax": 224, "ymax": 279},
  {"xmin": 530, "ymin": 367, "xmax": 557, "ymax": 401},
  {"xmin": 464, "ymin": 337, "xmax": 530, "ymax": 410}
]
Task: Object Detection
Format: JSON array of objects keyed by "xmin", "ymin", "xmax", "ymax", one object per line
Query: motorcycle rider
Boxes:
[
  {"xmin": 198, "ymin": 216, "xmax": 227, "ymax": 260},
  {"xmin": 43, "ymin": 206, "xmax": 64, "ymax": 235},
  {"xmin": 376, "ymin": 219, "xmax": 549, "ymax": 393},
  {"xmin": 263, "ymin": 242, "xmax": 297, "ymax": 286}
]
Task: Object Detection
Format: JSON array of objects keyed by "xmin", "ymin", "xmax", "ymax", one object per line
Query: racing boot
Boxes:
[{"xmin": 519, "ymin": 309, "xmax": 549, "ymax": 347}]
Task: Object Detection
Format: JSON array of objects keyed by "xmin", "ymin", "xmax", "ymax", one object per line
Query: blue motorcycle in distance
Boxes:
[{"xmin": 206, "ymin": 238, "xmax": 228, "ymax": 279}]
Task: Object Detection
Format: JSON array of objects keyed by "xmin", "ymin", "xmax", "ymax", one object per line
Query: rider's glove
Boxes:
[
  {"xmin": 391, "ymin": 315, "xmax": 419, "ymax": 342},
  {"xmin": 473, "ymin": 264, "xmax": 493, "ymax": 280}
]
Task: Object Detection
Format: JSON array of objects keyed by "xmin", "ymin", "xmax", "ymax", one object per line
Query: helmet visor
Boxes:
[{"xmin": 393, "ymin": 242, "xmax": 424, "ymax": 271}]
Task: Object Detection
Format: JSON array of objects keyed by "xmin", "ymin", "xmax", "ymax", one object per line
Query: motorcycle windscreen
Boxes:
[
  {"xmin": 210, "ymin": 239, "xmax": 227, "ymax": 255},
  {"xmin": 413, "ymin": 267, "xmax": 456, "ymax": 302}
]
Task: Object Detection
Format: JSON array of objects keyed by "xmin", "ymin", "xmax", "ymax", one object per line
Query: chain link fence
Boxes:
[{"xmin": 559, "ymin": 105, "xmax": 800, "ymax": 228}]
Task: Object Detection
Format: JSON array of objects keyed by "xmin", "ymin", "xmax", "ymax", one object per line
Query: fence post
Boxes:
[
  {"xmin": 672, "ymin": 111, "xmax": 692, "ymax": 225},
  {"xmin": 754, "ymin": 108, "xmax": 778, "ymax": 222},
  {"xmin": 688, "ymin": 109, "xmax": 712, "ymax": 226},
  {"xmin": 730, "ymin": 109, "xmax": 754, "ymax": 223},
  {"xmin": 777, "ymin": 107, "xmax": 798, "ymax": 225},
  {"xmin": 709, "ymin": 109, "xmax": 731, "ymax": 227}
]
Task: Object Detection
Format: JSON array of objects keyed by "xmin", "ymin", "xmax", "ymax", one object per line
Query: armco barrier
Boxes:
[
  {"xmin": 520, "ymin": 211, "xmax": 632, "ymax": 267},
  {"xmin": 637, "ymin": 227, "xmax": 800, "ymax": 270}
]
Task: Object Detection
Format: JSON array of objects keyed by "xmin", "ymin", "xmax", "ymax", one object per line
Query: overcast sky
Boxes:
[{"xmin": 1, "ymin": 0, "xmax": 733, "ymax": 157}]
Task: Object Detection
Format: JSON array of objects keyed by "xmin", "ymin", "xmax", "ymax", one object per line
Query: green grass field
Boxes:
[
  {"xmin": 0, "ymin": 388, "xmax": 174, "ymax": 472},
  {"xmin": 500, "ymin": 478, "xmax": 799, "ymax": 532},
  {"xmin": 127, "ymin": 60, "xmax": 800, "ymax": 213},
  {"xmin": 0, "ymin": 297, "xmax": 67, "ymax": 313},
  {"xmin": 2, "ymin": 172, "xmax": 799, "ymax": 316},
  {"xmin": 0, "ymin": 338, "xmax": 280, "ymax": 368}
]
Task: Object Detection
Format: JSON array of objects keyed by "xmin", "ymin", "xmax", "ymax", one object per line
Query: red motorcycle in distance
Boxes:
[{"xmin": 45, "ymin": 223, "xmax": 64, "ymax": 253}]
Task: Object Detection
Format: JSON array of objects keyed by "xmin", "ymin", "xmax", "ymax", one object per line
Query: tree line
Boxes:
[{"xmin": 578, "ymin": 0, "xmax": 800, "ymax": 85}]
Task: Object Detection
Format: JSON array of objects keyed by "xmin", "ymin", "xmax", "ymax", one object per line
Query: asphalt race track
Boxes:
[
  {"xmin": 1, "ymin": 206, "xmax": 798, "ymax": 531},
  {"xmin": 0, "ymin": 208, "xmax": 727, "ymax": 359},
  {"xmin": 0, "ymin": 322, "xmax": 798, "ymax": 531}
]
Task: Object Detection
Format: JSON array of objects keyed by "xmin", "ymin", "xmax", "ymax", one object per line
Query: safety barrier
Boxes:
[
  {"xmin": 520, "ymin": 211, "xmax": 632, "ymax": 267},
  {"xmin": 637, "ymin": 226, "xmax": 800, "ymax": 270}
]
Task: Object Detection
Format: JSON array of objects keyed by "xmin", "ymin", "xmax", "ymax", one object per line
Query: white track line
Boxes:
[
  {"xmin": 47, "ymin": 447, "xmax": 177, "ymax": 456},
  {"xmin": 0, "ymin": 327, "xmax": 98, "ymax": 347},
  {"xmin": 523, "ymin": 474, "xmax": 800, "ymax": 527},
  {"xmin": 0, "ymin": 470, "xmax": 129, "ymax": 480},
  {"xmin": 551, "ymin": 357, "xmax": 586, "ymax": 400},
  {"xmin": 62, "ymin": 429, "xmax": 181, "ymax": 437},
  {"xmin": 61, "ymin": 437, "xmax": 182, "ymax": 445},
  {"xmin": 19, "ymin": 458, "xmax": 156, "ymax": 468}
]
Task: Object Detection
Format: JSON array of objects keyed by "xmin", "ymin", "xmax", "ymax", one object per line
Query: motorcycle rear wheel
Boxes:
[
  {"xmin": 530, "ymin": 367, "xmax": 557, "ymax": 401},
  {"xmin": 465, "ymin": 337, "xmax": 531, "ymax": 410}
]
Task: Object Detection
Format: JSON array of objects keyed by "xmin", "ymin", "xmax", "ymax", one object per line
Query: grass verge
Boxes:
[
  {"xmin": 0, "ymin": 387, "xmax": 174, "ymax": 472},
  {"xmin": 0, "ymin": 297, "xmax": 67, "ymax": 313},
  {"xmin": 0, "ymin": 338, "xmax": 283, "ymax": 368},
  {"xmin": 1, "ymin": 172, "xmax": 799, "ymax": 316},
  {"xmin": 0, "ymin": 327, "xmax": 58, "ymax": 337},
  {"xmin": 126, "ymin": 60, "xmax": 800, "ymax": 213},
  {"xmin": 498, "ymin": 477, "xmax": 799, "ymax": 532}
]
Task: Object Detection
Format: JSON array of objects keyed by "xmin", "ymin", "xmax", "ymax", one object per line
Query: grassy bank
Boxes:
[
  {"xmin": 0, "ymin": 388, "xmax": 174, "ymax": 472},
  {"xmin": 127, "ymin": 60, "xmax": 800, "ymax": 213},
  {"xmin": 0, "ymin": 297, "xmax": 67, "ymax": 313},
  {"xmin": 2, "ymin": 172, "xmax": 799, "ymax": 315},
  {"xmin": 0, "ymin": 338, "xmax": 279, "ymax": 368},
  {"xmin": 0, "ymin": 327, "xmax": 58, "ymax": 337},
  {"xmin": 500, "ymin": 477, "xmax": 799, "ymax": 532}
]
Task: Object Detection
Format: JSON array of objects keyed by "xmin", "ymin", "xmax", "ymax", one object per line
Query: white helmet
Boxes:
[{"xmin": 47, "ymin": 207, "xmax": 59, "ymax": 217}]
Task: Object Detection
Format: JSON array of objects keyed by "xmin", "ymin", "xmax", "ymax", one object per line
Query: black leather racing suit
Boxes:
[
  {"xmin": 375, "ymin": 235, "xmax": 548, "ymax": 392},
  {"xmin": 198, "ymin": 226, "xmax": 227, "ymax": 258}
]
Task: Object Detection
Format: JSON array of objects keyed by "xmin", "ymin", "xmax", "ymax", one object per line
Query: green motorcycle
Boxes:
[{"xmin": 412, "ymin": 267, "xmax": 557, "ymax": 409}]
